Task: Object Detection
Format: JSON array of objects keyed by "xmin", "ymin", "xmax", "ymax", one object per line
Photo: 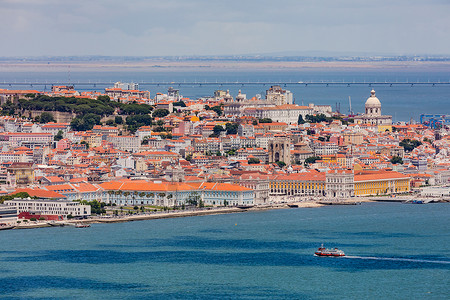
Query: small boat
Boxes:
[
  {"xmin": 314, "ymin": 244, "xmax": 345, "ymax": 257},
  {"xmin": 410, "ymin": 200, "xmax": 424, "ymax": 204},
  {"xmin": 75, "ymin": 223, "xmax": 91, "ymax": 228},
  {"xmin": 236, "ymin": 205, "xmax": 253, "ymax": 209},
  {"xmin": 47, "ymin": 221, "xmax": 65, "ymax": 227}
]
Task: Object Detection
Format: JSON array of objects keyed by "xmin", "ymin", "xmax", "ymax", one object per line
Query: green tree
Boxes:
[
  {"xmin": 298, "ymin": 114, "xmax": 305, "ymax": 124},
  {"xmin": 305, "ymin": 113, "xmax": 332, "ymax": 123},
  {"xmin": 226, "ymin": 149, "xmax": 236, "ymax": 156},
  {"xmin": 276, "ymin": 161, "xmax": 286, "ymax": 168},
  {"xmin": 125, "ymin": 114, "xmax": 153, "ymax": 133},
  {"xmin": 304, "ymin": 156, "xmax": 321, "ymax": 166},
  {"xmin": 40, "ymin": 112, "xmax": 56, "ymax": 123},
  {"xmin": 211, "ymin": 125, "xmax": 225, "ymax": 137},
  {"xmin": 211, "ymin": 106, "xmax": 222, "ymax": 116},
  {"xmin": 225, "ymin": 122, "xmax": 239, "ymax": 134},
  {"xmin": 80, "ymin": 141, "xmax": 89, "ymax": 149},
  {"xmin": 78, "ymin": 200, "xmax": 106, "ymax": 214},
  {"xmin": 259, "ymin": 118, "xmax": 272, "ymax": 123},
  {"xmin": 173, "ymin": 101, "xmax": 186, "ymax": 107},
  {"xmin": 399, "ymin": 139, "xmax": 422, "ymax": 152},
  {"xmin": 248, "ymin": 157, "xmax": 260, "ymax": 164},
  {"xmin": 153, "ymin": 108, "xmax": 170, "ymax": 118},
  {"xmin": 71, "ymin": 113, "xmax": 101, "ymax": 131},
  {"xmin": 0, "ymin": 192, "xmax": 31, "ymax": 204},
  {"xmin": 54, "ymin": 130, "xmax": 64, "ymax": 141},
  {"xmin": 97, "ymin": 95, "xmax": 110, "ymax": 102},
  {"xmin": 186, "ymin": 192, "xmax": 201, "ymax": 207},
  {"xmin": 115, "ymin": 116, "xmax": 123, "ymax": 124},
  {"xmin": 390, "ymin": 156, "xmax": 404, "ymax": 165}
]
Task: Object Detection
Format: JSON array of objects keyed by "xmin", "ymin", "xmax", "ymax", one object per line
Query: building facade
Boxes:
[
  {"xmin": 354, "ymin": 90, "xmax": 392, "ymax": 125},
  {"xmin": 0, "ymin": 204, "xmax": 18, "ymax": 225},
  {"xmin": 269, "ymin": 137, "xmax": 291, "ymax": 164},
  {"xmin": 5, "ymin": 198, "xmax": 91, "ymax": 218},
  {"xmin": 325, "ymin": 170, "xmax": 354, "ymax": 198}
]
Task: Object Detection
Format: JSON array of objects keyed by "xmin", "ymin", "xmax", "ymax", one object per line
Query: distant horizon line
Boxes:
[{"xmin": 1, "ymin": 54, "xmax": 450, "ymax": 62}]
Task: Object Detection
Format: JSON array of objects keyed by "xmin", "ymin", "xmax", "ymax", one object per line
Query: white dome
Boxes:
[{"xmin": 365, "ymin": 89, "xmax": 381, "ymax": 107}]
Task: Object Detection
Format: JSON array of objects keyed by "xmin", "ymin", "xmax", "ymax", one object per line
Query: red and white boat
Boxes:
[
  {"xmin": 75, "ymin": 223, "xmax": 91, "ymax": 228},
  {"xmin": 314, "ymin": 244, "xmax": 345, "ymax": 257}
]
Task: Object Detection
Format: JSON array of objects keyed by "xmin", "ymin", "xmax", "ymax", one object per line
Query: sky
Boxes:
[{"xmin": 1, "ymin": 0, "xmax": 450, "ymax": 57}]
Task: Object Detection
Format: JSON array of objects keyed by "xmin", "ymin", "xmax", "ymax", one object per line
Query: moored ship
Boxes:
[
  {"xmin": 75, "ymin": 223, "xmax": 91, "ymax": 228},
  {"xmin": 314, "ymin": 244, "xmax": 345, "ymax": 257}
]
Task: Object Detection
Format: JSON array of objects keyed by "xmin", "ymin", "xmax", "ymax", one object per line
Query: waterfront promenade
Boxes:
[{"xmin": 12, "ymin": 196, "xmax": 447, "ymax": 229}]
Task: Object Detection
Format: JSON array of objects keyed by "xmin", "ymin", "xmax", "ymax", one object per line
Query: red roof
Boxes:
[{"xmin": 11, "ymin": 188, "xmax": 65, "ymax": 199}]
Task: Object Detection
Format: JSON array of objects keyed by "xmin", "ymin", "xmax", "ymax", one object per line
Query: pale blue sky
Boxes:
[{"xmin": 1, "ymin": 0, "xmax": 449, "ymax": 56}]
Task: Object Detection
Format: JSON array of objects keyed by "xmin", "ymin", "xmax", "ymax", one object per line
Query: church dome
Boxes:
[{"xmin": 365, "ymin": 90, "xmax": 381, "ymax": 107}]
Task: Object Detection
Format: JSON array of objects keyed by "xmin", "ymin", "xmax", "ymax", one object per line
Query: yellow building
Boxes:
[
  {"xmin": 377, "ymin": 125, "xmax": 393, "ymax": 132},
  {"xmin": 354, "ymin": 170, "xmax": 410, "ymax": 196},
  {"xmin": 7, "ymin": 162, "xmax": 34, "ymax": 185},
  {"xmin": 321, "ymin": 154, "xmax": 347, "ymax": 167},
  {"xmin": 269, "ymin": 171, "xmax": 326, "ymax": 196},
  {"xmin": 269, "ymin": 169, "xmax": 410, "ymax": 198}
]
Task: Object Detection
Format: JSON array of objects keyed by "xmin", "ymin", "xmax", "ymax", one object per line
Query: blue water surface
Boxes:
[
  {"xmin": 0, "ymin": 203, "xmax": 449, "ymax": 299},
  {"xmin": 1, "ymin": 68, "xmax": 449, "ymax": 121}
]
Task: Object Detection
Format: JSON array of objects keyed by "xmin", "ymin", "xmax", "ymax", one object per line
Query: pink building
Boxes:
[{"xmin": 56, "ymin": 139, "xmax": 71, "ymax": 150}]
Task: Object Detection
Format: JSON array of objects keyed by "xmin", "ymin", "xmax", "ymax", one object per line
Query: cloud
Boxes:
[{"xmin": 0, "ymin": 0, "xmax": 449, "ymax": 56}]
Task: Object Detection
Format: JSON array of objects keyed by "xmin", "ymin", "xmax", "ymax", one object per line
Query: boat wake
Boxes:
[{"xmin": 344, "ymin": 255, "xmax": 450, "ymax": 265}]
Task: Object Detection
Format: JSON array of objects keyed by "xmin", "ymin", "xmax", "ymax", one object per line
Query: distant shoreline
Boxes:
[
  {"xmin": 8, "ymin": 198, "xmax": 448, "ymax": 230},
  {"xmin": 1, "ymin": 60, "xmax": 450, "ymax": 72}
]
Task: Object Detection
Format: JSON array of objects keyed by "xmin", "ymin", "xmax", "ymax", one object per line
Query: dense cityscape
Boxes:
[
  {"xmin": 0, "ymin": 82, "xmax": 448, "ymax": 228},
  {"xmin": 2, "ymin": 0, "xmax": 450, "ymax": 297}
]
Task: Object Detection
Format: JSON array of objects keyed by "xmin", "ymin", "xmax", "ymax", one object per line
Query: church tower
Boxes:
[{"xmin": 365, "ymin": 89, "xmax": 381, "ymax": 117}]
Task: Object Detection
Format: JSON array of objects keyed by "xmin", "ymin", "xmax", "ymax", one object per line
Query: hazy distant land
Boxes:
[{"xmin": 1, "ymin": 56, "xmax": 450, "ymax": 73}]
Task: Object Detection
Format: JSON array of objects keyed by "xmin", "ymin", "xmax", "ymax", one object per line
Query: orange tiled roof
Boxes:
[{"xmin": 11, "ymin": 188, "xmax": 65, "ymax": 199}]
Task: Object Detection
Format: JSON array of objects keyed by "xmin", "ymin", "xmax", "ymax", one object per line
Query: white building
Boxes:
[
  {"xmin": 5, "ymin": 198, "xmax": 91, "ymax": 218},
  {"xmin": 114, "ymin": 82, "xmax": 139, "ymax": 90},
  {"xmin": 266, "ymin": 85, "xmax": 293, "ymax": 105},
  {"xmin": 243, "ymin": 104, "xmax": 313, "ymax": 124},
  {"xmin": 325, "ymin": 170, "xmax": 355, "ymax": 198},
  {"xmin": 107, "ymin": 135, "xmax": 140, "ymax": 152},
  {"xmin": 0, "ymin": 133, "xmax": 53, "ymax": 147},
  {"xmin": 354, "ymin": 90, "xmax": 392, "ymax": 125},
  {"xmin": 0, "ymin": 204, "xmax": 18, "ymax": 225},
  {"xmin": 311, "ymin": 140, "xmax": 339, "ymax": 156}
]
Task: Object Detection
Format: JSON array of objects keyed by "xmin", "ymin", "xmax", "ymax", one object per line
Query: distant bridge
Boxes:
[{"xmin": 1, "ymin": 81, "xmax": 450, "ymax": 89}]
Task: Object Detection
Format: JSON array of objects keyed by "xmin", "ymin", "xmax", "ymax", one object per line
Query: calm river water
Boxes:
[{"xmin": 0, "ymin": 203, "xmax": 449, "ymax": 299}]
